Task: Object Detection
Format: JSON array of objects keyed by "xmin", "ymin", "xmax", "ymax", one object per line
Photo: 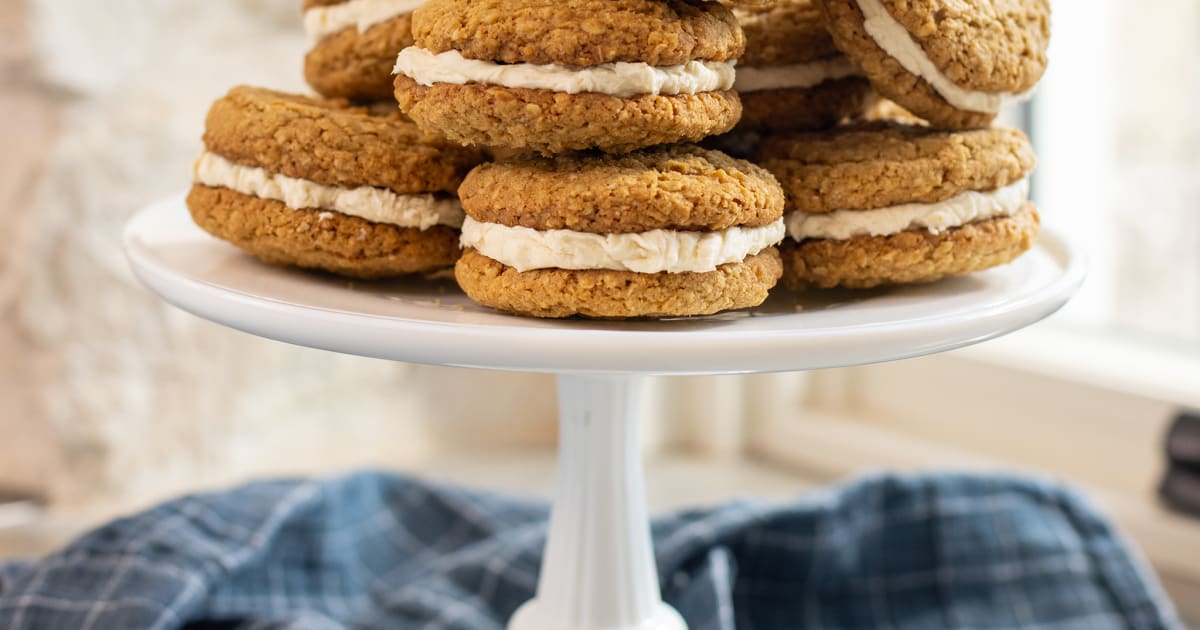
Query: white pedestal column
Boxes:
[{"xmin": 509, "ymin": 374, "xmax": 687, "ymax": 630}]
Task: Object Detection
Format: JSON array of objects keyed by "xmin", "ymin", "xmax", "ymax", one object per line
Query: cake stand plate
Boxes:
[{"xmin": 125, "ymin": 196, "xmax": 1084, "ymax": 630}]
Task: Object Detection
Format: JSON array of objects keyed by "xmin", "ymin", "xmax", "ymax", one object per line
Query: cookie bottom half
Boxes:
[
  {"xmin": 780, "ymin": 204, "xmax": 1040, "ymax": 290},
  {"xmin": 187, "ymin": 185, "xmax": 460, "ymax": 278},
  {"xmin": 738, "ymin": 77, "xmax": 876, "ymax": 133},
  {"xmin": 305, "ymin": 15, "xmax": 415, "ymax": 101},
  {"xmin": 395, "ymin": 75, "xmax": 742, "ymax": 155},
  {"xmin": 455, "ymin": 248, "xmax": 783, "ymax": 319}
]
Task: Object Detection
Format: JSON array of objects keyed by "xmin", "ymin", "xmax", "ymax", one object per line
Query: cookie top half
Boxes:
[
  {"xmin": 738, "ymin": 0, "xmax": 841, "ymax": 66},
  {"xmin": 202, "ymin": 86, "xmax": 482, "ymax": 194},
  {"xmin": 412, "ymin": 0, "xmax": 744, "ymax": 66},
  {"xmin": 758, "ymin": 123, "xmax": 1035, "ymax": 212},
  {"xmin": 460, "ymin": 146, "xmax": 784, "ymax": 233},
  {"xmin": 878, "ymin": 0, "xmax": 1049, "ymax": 93},
  {"xmin": 817, "ymin": 0, "xmax": 1050, "ymax": 127}
]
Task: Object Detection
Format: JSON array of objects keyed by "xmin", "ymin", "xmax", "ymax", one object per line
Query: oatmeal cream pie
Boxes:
[
  {"xmin": 303, "ymin": 0, "xmax": 423, "ymax": 100},
  {"xmin": 187, "ymin": 86, "xmax": 484, "ymax": 278},
  {"xmin": 733, "ymin": 0, "xmax": 875, "ymax": 133},
  {"xmin": 814, "ymin": 0, "xmax": 1050, "ymax": 128},
  {"xmin": 393, "ymin": 0, "xmax": 745, "ymax": 155},
  {"xmin": 759, "ymin": 123, "xmax": 1040, "ymax": 289},
  {"xmin": 455, "ymin": 146, "xmax": 785, "ymax": 318}
]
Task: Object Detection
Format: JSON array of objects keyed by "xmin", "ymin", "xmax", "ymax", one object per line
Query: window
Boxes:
[{"xmin": 1030, "ymin": 0, "xmax": 1200, "ymax": 348}]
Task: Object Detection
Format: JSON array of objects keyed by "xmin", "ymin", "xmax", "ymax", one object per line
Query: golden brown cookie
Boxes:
[
  {"xmin": 304, "ymin": 7, "xmax": 414, "ymax": 101},
  {"xmin": 815, "ymin": 0, "xmax": 1050, "ymax": 128},
  {"xmin": 738, "ymin": 0, "xmax": 839, "ymax": 67},
  {"xmin": 189, "ymin": 186, "xmax": 461, "ymax": 278},
  {"xmin": 394, "ymin": 78, "xmax": 742, "ymax": 156},
  {"xmin": 204, "ymin": 86, "xmax": 482, "ymax": 194},
  {"xmin": 726, "ymin": 0, "xmax": 875, "ymax": 134},
  {"xmin": 189, "ymin": 86, "xmax": 484, "ymax": 278},
  {"xmin": 412, "ymin": 0, "xmax": 743, "ymax": 66},
  {"xmin": 459, "ymin": 146, "xmax": 783, "ymax": 233},
  {"xmin": 758, "ymin": 122, "xmax": 1035, "ymax": 212},
  {"xmin": 394, "ymin": 0, "xmax": 744, "ymax": 154},
  {"xmin": 760, "ymin": 123, "xmax": 1039, "ymax": 289},
  {"xmin": 456, "ymin": 249, "xmax": 783, "ymax": 319},
  {"xmin": 780, "ymin": 205, "xmax": 1040, "ymax": 289},
  {"xmin": 455, "ymin": 146, "xmax": 786, "ymax": 318}
]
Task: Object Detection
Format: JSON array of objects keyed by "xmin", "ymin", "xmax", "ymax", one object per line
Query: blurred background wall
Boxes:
[{"xmin": 0, "ymin": 0, "xmax": 560, "ymax": 512}]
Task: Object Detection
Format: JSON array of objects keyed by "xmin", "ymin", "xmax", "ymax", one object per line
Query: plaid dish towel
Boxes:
[{"xmin": 0, "ymin": 472, "xmax": 1181, "ymax": 630}]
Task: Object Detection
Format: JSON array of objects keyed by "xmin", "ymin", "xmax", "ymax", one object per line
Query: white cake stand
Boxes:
[{"xmin": 125, "ymin": 196, "xmax": 1083, "ymax": 630}]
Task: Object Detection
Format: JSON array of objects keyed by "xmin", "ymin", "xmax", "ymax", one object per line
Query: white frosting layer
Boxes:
[
  {"xmin": 734, "ymin": 57, "xmax": 862, "ymax": 93},
  {"xmin": 193, "ymin": 152, "xmax": 463, "ymax": 230},
  {"xmin": 786, "ymin": 178, "xmax": 1029, "ymax": 241},
  {"xmin": 304, "ymin": 0, "xmax": 423, "ymax": 41},
  {"xmin": 855, "ymin": 0, "xmax": 1033, "ymax": 114},
  {"xmin": 394, "ymin": 47, "xmax": 737, "ymax": 98},
  {"xmin": 461, "ymin": 218, "xmax": 785, "ymax": 273}
]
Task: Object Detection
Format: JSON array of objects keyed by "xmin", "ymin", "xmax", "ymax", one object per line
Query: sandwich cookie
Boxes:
[
  {"xmin": 759, "ymin": 123, "xmax": 1039, "ymax": 289},
  {"xmin": 393, "ymin": 0, "xmax": 745, "ymax": 155},
  {"xmin": 303, "ymin": 0, "xmax": 423, "ymax": 100},
  {"xmin": 815, "ymin": 0, "xmax": 1050, "ymax": 128},
  {"xmin": 188, "ymin": 86, "xmax": 484, "ymax": 278},
  {"xmin": 734, "ymin": 0, "xmax": 875, "ymax": 132},
  {"xmin": 455, "ymin": 146, "xmax": 786, "ymax": 318}
]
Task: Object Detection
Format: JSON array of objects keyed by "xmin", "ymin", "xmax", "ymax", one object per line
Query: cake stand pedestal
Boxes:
[
  {"xmin": 509, "ymin": 375, "xmax": 685, "ymax": 630},
  {"xmin": 124, "ymin": 197, "xmax": 1083, "ymax": 630}
]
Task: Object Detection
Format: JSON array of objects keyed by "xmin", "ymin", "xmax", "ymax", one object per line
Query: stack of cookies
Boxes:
[
  {"xmin": 393, "ymin": 0, "xmax": 788, "ymax": 318},
  {"xmin": 187, "ymin": 0, "xmax": 1051, "ymax": 318},
  {"xmin": 749, "ymin": 0, "xmax": 1051, "ymax": 289}
]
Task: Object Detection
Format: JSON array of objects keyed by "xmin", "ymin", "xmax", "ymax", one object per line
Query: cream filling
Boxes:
[
  {"xmin": 460, "ymin": 218, "xmax": 785, "ymax": 273},
  {"xmin": 786, "ymin": 178, "xmax": 1029, "ymax": 241},
  {"xmin": 855, "ymin": 0, "xmax": 1033, "ymax": 114},
  {"xmin": 304, "ymin": 0, "xmax": 423, "ymax": 41},
  {"xmin": 394, "ymin": 47, "xmax": 737, "ymax": 98},
  {"xmin": 193, "ymin": 152, "xmax": 463, "ymax": 230},
  {"xmin": 734, "ymin": 57, "xmax": 862, "ymax": 93}
]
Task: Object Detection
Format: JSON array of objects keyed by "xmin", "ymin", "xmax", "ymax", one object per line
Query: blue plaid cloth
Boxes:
[{"xmin": 0, "ymin": 472, "xmax": 1180, "ymax": 630}]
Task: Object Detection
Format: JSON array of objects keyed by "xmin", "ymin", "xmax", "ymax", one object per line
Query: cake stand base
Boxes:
[{"xmin": 509, "ymin": 375, "xmax": 687, "ymax": 630}]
